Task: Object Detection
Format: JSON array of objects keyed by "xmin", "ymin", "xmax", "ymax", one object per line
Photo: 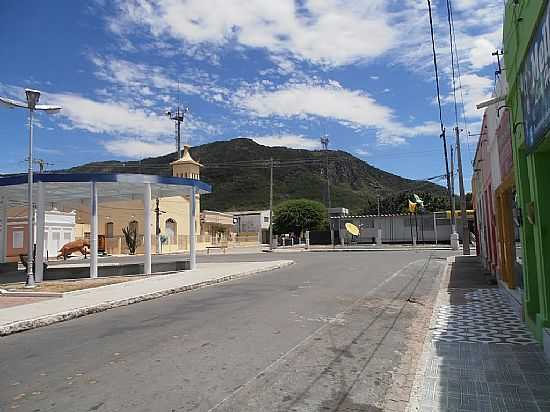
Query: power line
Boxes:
[
  {"xmin": 427, "ymin": 0, "xmax": 453, "ymax": 217},
  {"xmin": 446, "ymin": 0, "xmax": 460, "ymax": 131},
  {"xmin": 447, "ymin": 0, "xmax": 474, "ymax": 167}
]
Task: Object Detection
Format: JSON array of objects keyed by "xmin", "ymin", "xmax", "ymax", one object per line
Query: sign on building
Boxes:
[{"xmin": 520, "ymin": 1, "xmax": 550, "ymax": 151}]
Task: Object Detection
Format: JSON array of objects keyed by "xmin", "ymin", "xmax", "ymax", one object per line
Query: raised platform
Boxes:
[{"xmin": 1, "ymin": 254, "xmax": 191, "ymax": 283}]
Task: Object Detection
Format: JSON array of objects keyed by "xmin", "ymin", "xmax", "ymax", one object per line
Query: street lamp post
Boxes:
[{"xmin": 0, "ymin": 89, "xmax": 61, "ymax": 287}]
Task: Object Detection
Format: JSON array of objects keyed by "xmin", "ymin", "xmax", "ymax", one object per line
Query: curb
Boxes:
[
  {"xmin": 307, "ymin": 247, "xmax": 452, "ymax": 252},
  {"xmin": 0, "ymin": 290, "xmax": 63, "ymax": 298},
  {"xmin": 0, "ymin": 261, "xmax": 294, "ymax": 337}
]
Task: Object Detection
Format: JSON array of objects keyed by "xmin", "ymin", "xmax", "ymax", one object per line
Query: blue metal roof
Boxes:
[{"xmin": 0, "ymin": 173, "xmax": 211, "ymax": 207}]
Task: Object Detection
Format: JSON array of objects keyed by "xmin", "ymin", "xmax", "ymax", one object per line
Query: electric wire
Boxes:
[{"xmin": 427, "ymin": 0, "xmax": 453, "ymax": 210}]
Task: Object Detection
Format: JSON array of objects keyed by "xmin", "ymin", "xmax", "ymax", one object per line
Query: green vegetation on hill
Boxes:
[{"xmin": 67, "ymin": 138, "xmax": 450, "ymax": 214}]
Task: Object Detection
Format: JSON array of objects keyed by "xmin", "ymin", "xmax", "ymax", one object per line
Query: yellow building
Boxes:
[{"xmin": 73, "ymin": 144, "xmax": 203, "ymax": 255}]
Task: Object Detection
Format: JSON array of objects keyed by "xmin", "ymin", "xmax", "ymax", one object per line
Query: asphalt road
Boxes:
[{"xmin": 0, "ymin": 250, "xmax": 452, "ymax": 412}]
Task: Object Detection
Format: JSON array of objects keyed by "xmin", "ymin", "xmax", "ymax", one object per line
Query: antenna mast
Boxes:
[{"xmin": 166, "ymin": 81, "xmax": 189, "ymax": 159}]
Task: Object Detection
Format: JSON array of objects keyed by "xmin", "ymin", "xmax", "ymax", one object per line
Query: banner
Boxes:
[{"xmin": 519, "ymin": 1, "xmax": 550, "ymax": 151}]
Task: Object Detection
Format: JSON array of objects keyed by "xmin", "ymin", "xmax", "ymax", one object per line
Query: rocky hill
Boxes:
[{"xmin": 67, "ymin": 138, "xmax": 449, "ymax": 214}]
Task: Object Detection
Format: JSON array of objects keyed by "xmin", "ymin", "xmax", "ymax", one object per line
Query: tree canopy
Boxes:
[
  {"xmin": 273, "ymin": 199, "xmax": 327, "ymax": 235},
  {"xmin": 359, "ymin": 191, "xmax": 450, "ymax": 215}
]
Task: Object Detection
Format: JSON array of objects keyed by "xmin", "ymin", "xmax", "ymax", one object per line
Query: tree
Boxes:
[
  {"xmin": 358, "ymin": 191, "xmax": 450, "ymax": 215},
  {"xmin": 273, "ymin": 199, "xmax": 327, "ymax": 236},
  {"xmin": 465, "ymin": 192, "xmax": 473, "ymax": 210}
]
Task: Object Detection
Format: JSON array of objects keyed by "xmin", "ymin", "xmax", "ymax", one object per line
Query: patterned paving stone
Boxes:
[{"xmin": 431, "ymin": 288, "xmax": 538, "ymax": 345}]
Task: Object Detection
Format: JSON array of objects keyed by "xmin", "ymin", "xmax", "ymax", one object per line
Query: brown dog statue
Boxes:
[{"xmin": 57, "ymin": 239, "xmax": 90, "ymax": 260}]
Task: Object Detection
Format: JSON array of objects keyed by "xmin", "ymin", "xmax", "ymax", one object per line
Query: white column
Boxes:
[
  {"xmin": 0, "ymin": 195, "xmax": 6, "ymax": 264},
  {"xmin": 144, "ymin": 183, "xmax": 152, "ymax": 275},
  {"xmin": 189, "ymin": 186, "xmax": 196, "ymax": 270},
  {"xmin": 90, "ymin": 181, "xmax": 98, "ymax": 278},
  {"xmin": 35, "ymin": 182, "xmax": 46, "ymax": 282},
  {"xmin": 433, "ymin": 212, "xmax": 438, "ymax": 245}
]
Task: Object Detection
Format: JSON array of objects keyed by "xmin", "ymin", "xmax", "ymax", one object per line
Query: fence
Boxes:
[{"xmin": 330, "ymin": 213, "xmax": 456, "ymax": 244}]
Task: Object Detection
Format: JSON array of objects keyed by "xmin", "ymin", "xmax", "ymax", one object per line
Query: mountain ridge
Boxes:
[{"xmin": 66, "ymin": 138, "xmax": 449, "ymax": 213}]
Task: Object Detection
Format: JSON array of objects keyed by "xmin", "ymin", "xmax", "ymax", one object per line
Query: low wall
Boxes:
[
  {"xmin": 43, "ymin": 259, "xmax": 190, "ymax": 280},
  {"xmin": 0, "ymin": 262, "xmax": 18, "ymax": 274}
]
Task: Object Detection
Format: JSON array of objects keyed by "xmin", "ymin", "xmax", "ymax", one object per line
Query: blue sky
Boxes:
[{"xmin": 0, "ymin": 1, "xmax": 503, "ymax": 191}]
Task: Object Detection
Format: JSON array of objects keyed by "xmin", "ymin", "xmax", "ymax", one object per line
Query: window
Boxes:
[
  {"xmin": 105, "ymin": 222, "xmax": 114, "ymax": 238},
  {"xmin": 165, "ymin": 218, "xmax": 177, "ymax": 244},
  {"xmin": 264, "ymin": 216, "xmax": 269, "ymax": 223},
  {"xmin": 13, "ymin": 231, "xmax": 24, "ymax": 249}
]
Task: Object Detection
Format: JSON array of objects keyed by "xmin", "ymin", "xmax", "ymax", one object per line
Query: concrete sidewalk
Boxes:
[
  {"xmin": 408, "ymin": 256, "xmax": 550, "ymax": 411},
  {"xmin": 0, "ymin": 260, "xmax": 293, "ymax": 337}
]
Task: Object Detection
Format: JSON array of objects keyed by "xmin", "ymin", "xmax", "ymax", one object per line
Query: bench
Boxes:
[{"xmin": 206, "ymin": 243, "xmax": 228, "ymax": 255}]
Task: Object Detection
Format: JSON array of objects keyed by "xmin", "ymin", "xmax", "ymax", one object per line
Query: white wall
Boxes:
[{"xmin": 43, "ymin": 210, "xmax": 76, "ymax": 259}]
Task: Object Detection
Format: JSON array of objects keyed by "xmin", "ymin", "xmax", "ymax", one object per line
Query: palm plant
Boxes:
[{"xmin": 122, "ymin": 225, "xmax": 137, "ymax": 255}]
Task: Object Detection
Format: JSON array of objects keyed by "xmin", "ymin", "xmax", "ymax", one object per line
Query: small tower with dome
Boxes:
[{"xmin": 171, "ymin": 144, "xmax": 202, "ymax": 179}]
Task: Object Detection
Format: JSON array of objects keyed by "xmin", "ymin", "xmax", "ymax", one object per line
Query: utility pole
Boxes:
[
  {"xmin": 320, "ymin": 135, "xmax": 331, "ymax": 209},
  {"xmin": 427, "ymin": 0, "xmax": 455, "ymax": 250},
  {"xmin": 450, "ymin": 145, "xmax": 456, "ymax": 235},
  {"xmin": 492, "ymin": 50, "xmax": 503, "ymax": 76},
  {"xmin": 455, "ymin": 127, "xmax": 471, "ymax": 255},
  {"xmin": 166, "ymin": 106, "xmax": 189, "ymax": 159},
  {"xmin": 155, "ymin": 198, "xmax": 161, "ymax": 254},
  {"xmin": 321, "ymin": 135, "xmax": 334, "ymax": 246},
  {"xmin": 34, "ymin": 159, "xmax": 53, "ymax": 173},
  {"xmin": 269, "ymin": 158, "xmax": 274, "ymax": 251},
  {"xmin": 377, "ymin": 193, "xmax": 381, "ymax": 216}
]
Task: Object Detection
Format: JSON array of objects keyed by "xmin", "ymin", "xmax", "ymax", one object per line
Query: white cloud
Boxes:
[
  {"xmin": 236, "ymin": 83, "xmax": 440, "ymax": 145},
  {"xmin": 89, "ymin": 55, "xmax": 232, "ymax": 107},
  {"xmin": 43, "ymin": 88, "xmax": 219, "ymax": 139},
  {"xmin": 111, "ymin": 0, "xmax": 396, "ymax": 66},
  {"xmin": 467, "ymin": 38, "xmax": 497, "ymax": 69},
  {"xmin": 249, "ymin": 134, "xmax": 319, "ymax": 150},
  {"xmin": 237, "ymin": 83, "xmax": 393, "ymax": 127},
  {"xmin": 376, "ymin": 122, "xmax": 440, "ymax": 146},
  {"xmin": 49, "ymin": 92, "xmax": 171, "ymax": 138},
  {"xmin": 448, "ymin": 73, "xmax": 493, "ymax": 120},
  {"xmin": 91, "ymin": 56, "xmax": 199, "ymax": 95},
  {"xmin": 370, "ymin": 76, "xmax": 380, "ymax": 80},
  {"xmin": 102, "ymin": 138, "xmax": 174, "ymax": 158},
  {"xmin": 389, "ymin": 0, "xmax": 503, "ymax": 81}
]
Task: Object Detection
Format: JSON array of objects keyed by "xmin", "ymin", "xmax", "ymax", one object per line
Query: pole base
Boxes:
[
  {"xmin": 24, "ymin": 271, "xmax": 36, "ymax": 288},
  {"xmin": 450, "ymin": 233, "xmax": 460, "ymax": 250}
]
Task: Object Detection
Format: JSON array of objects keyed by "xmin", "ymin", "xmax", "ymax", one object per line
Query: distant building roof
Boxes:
[
  {"xmin": 328, "ymin": 207, "xmax": 349, "ymax": 215},
  {"xmin": 230, "ymin": 210, "xmax": 270, "ymax": 216}
]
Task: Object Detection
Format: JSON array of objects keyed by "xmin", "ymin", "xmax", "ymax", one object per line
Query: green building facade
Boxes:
[{"xmin": 504, "ymin": 0, "xmax": 550, "ymax": 355}]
